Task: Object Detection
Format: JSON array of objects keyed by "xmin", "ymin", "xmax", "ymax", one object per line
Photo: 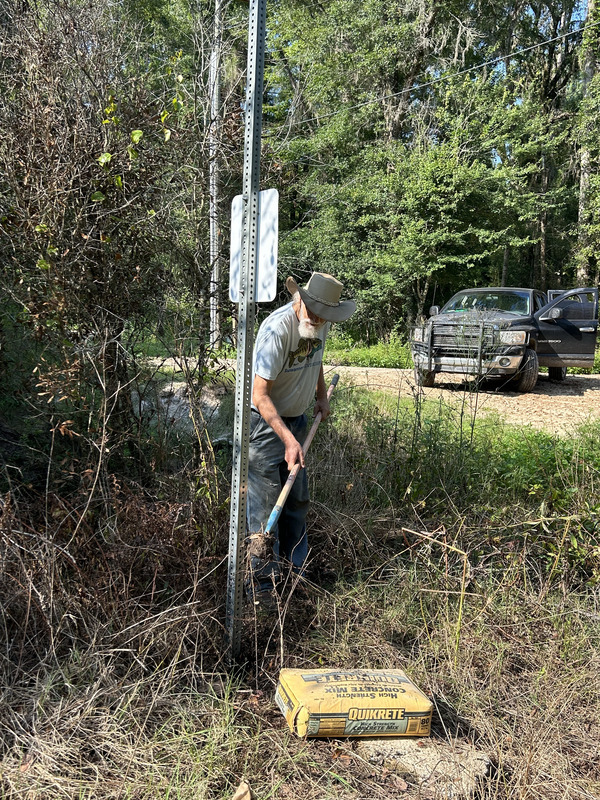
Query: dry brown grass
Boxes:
[{"xmin": 1, "ymin": 386, "xmax": 600, "ymax": 799}]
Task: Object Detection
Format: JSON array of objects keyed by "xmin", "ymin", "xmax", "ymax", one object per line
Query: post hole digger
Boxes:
[{"xmin": 246, "ymin": 374, "xmax": 340, "ymax": 604}]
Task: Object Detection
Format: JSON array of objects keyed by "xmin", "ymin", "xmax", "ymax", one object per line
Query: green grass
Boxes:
[
  {"xmin": 315, "ymin": 387, "xmax": 600, "ymax": 585},
  {"xmin": 325, "ymin": 332, "xmax": 413, "ymax": 368},
  {"xmin": 326, "ymin": 331, "xmax": 600, "ymax": 373}
]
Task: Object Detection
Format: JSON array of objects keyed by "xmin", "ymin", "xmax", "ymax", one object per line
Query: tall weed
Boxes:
[
  {"xmin": 2, "ymin": 378, "xmax": 600, "ymax": 799},
  {"xmin": 315, "ymin": 386, "xmax": 600, "ymax": 585},
  {"xmin": 325, "ymin": 332, "xmax": 413, "ymax": 368}
]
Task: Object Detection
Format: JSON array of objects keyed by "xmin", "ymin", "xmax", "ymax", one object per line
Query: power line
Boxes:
[
  {"xmin": 221, "ymin": 0, "xmax": 330, "ymax": 38},
  {"xmin": 263, "ymin": 19, "xmax": 600, "ymax": 138}
]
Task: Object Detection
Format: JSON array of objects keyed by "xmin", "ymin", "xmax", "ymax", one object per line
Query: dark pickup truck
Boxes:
[{"xmin": 410, "ymin": 287, "xmax": 599, "ymax": 392}]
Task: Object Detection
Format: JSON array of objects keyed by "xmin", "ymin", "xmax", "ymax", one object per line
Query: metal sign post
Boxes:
[{"xmin": 225, "ymin": 0, "xmax": 267, "ymax": 660}]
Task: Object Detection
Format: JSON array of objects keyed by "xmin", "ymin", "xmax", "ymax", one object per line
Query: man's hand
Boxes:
[
  {"xmin": 313, "ymin": 396, "xmax": 330, "ymax": 421},
  {"xmin": 284, "ymin": 435, "xmax": 305, "ymax": 471}
]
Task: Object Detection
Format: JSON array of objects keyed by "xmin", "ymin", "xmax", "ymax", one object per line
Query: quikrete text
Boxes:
[{"xmin": 348, "ymin": 707, "xmax": 405, "ymax": 721}]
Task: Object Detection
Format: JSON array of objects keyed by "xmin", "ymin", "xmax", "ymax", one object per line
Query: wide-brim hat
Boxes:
[{"xmin": 286, "ymin": 272, "xmax": 356, "ymax": 322}]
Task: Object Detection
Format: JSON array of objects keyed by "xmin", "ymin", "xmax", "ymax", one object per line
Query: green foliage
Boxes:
[
  {"xmin": 271, "ymin": 0, "xmax": 594, "ymax": 335},
  {"xmin": 0, "ymin": 0, "xmax": 233, "ymax": 482},
  {"xmin": 323, "ymin": 388, "xmax": 600, "ymax": 584},
  {"xmin": 1, "ymin": 0, "xmax": 598, "ymax": 497},
  {"xmin": 326, "ymin": 332, "xmax": 412, "ymax": 367}
]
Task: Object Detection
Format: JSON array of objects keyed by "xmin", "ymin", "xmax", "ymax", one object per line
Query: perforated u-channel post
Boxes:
[{"xmin": 225, "ymin": 0, "xmax": 267, "ymax": 661}]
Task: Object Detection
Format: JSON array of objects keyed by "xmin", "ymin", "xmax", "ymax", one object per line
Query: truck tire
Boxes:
[
  {"xmin": 512, "ymin": 348, "xmax": 539, "ymax": 392},
  {"xmin": 414, "ymin": 367, "xmax": 435, "ymax": 388},
  {"xmin": 548, "ymin": 366, "xmax": 567, "ymax": 381}
]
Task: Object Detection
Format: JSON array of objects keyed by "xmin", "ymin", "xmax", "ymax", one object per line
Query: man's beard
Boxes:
[{"xmin": 298, "ymin": 318, "xmax": 325, "ymax": 340}]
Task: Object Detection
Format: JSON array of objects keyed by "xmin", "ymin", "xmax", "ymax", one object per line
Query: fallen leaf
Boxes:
[
  {"xmin": 19, "ymin": 752, "xmax": 35, "ymax": 772},
  {"xmin": 331, "ymin": 747, "xmax": 352, "ymax": 762},
  {"xmin": 391, "ymin": 775, "xmax": 409, "ymax": 791},
  {"xmin": 247, "ymin": 690, "xmax": 263, "ymax": 708},
  {"xmin": 231, "ymin": 780, "xmax": 252, "ymax": 800}
]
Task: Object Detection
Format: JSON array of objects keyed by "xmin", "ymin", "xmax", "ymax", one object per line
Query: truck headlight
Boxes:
[
  {"xmin": 413, "ymin": 327, "xmax": 425, "ymax": 342},
  {"xmin": 499, "ymin": 330, "xmax": 527, "ymax": 345}
]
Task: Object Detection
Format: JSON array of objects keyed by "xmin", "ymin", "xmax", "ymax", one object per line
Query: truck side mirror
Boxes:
[
  {"xmin": 548, "ymin": 307, "xmax": 563, "ymax": 320},
  {"xmin": 429, "ymin": 305, "xmax": 440, "ymax": 317}
]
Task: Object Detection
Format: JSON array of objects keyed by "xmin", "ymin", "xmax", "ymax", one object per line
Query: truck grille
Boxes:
[{"xmin": 432, "ymin": 323, "xmax": 497, "ymax": 358}]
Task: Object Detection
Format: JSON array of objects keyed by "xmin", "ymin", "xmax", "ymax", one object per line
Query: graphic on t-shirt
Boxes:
[{"xmin": 287, "ymin": 337, "xmax": 323, "ymax": 368}]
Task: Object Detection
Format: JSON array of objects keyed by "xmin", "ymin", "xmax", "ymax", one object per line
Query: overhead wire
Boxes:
[
  {"xmin": 260, "ymin": 16, "xmax": 600, "ymax": 237},
  {"xmin": 220, "ymin": 0, "xmax": 330, "ymax": 38},
  {"xmin": 207, "ymin": 8, "xmax": 600, "ymax": 265},
  {"xmin": 212, "ymin": 11, "xmax": 600, "ymax": 194},
  {"xmin": 217, "ymin": 7, "xmax": 595, "ymax": 133},
  {"xmin": 262, "ymin": 19, "xmax": 600, "ymax": 138}
]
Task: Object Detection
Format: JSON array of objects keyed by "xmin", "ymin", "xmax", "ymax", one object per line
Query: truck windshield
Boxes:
[{"xmin": 442, "ymin": 291, "xmax": 530, "ymax": 316}]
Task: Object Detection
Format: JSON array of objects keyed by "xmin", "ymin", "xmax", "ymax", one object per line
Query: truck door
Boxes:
[{"xmin": 536, "ymin": 289, "xmax": 598, "ymax": 368}]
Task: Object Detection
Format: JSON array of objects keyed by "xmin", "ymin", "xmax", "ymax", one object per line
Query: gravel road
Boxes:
[
  {"xmin": 324, "ymin": 366, "xmax": 600, "ymax": 437},
  {"xmin": 157, "ymin": 357, "xmax": 600, "ymax": 437}
]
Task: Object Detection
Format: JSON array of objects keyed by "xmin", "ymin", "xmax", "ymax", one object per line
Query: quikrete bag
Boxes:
[{"xmin": 275, "ymin": 668, "xmax": 432, "ymax": 738}]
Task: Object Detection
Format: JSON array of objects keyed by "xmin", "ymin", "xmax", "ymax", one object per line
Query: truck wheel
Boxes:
[
  {"xmin": 414, "ymin": 367, "xmax": 435, "ymax": 388},
  {"xmin": 512, "ymin": 348, "xmax": 539, "ymax": 392},
  {"xmin": 548, "ymin": 366, "xmax": 567, "ymax": 381}
]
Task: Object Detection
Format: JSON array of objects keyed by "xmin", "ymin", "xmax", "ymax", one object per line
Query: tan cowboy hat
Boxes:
[{"xmin": 286, "ymin": 272, "xmax": 356, "ymax": 322}]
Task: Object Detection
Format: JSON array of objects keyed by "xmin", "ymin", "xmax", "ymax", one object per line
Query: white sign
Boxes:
[{"xmin": 229, "ymin": 188, "xmax": 278, "ymax": 303}]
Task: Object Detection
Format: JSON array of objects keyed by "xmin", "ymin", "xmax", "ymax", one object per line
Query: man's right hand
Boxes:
[{"xmin": 284, "ymin": 435, "xmax": 305, "ymax": 471}]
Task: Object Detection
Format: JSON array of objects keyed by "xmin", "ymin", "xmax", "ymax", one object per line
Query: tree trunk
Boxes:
[
  {"xmin": 414, "ymin": 275, "xmax": 431, "ymax": 321},
  {"xmin": 382, "ymin": 9, "xmax": 436, "ymax": 140},
  {"xmin": 209, "ymin": 0, "xmax": 223, "ymax": 350},
  {"xmin": 501, "ymin": 244, "xmax": 510, "ymax": 287},
  {"xmin": 539, "ymin": 155, "xmax": 548, "ymax": 290},
  {"xmin": 577, "ymin": 0, "xmax": 597, "ymax": 285},
  {"xmin": 539, "ymin": 211, "xmax": 547, "ymax": 290}
]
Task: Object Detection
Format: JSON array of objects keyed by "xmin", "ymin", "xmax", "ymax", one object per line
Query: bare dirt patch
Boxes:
[{"xmin": 325, "ymin": 366, "xmax": 600, "ymax": 436}]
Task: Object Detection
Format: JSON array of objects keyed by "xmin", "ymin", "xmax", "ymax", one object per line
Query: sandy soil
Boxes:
[{"xmin": 324, "ymin": 366, "xmax": 600, "ymax": 437}]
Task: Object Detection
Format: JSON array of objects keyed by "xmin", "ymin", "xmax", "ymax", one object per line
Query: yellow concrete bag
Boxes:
[{"xmin": 275, "ymin": 668, "xmax": 432, "ymax": 738}]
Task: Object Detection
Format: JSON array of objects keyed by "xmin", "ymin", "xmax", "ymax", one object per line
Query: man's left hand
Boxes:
[{"xmin": 313, "ymin": 397, "xmax": 330, "ymax": 420}]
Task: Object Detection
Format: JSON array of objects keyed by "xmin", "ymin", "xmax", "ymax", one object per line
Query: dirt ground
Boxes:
[{"xmin": 325, "ymin": 365, "xmax": 600, "ymax": 436}]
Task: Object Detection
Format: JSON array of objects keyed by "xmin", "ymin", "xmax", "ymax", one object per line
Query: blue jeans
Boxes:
[{"xmin": 247, "ymin": 411, "xmax": 309, "ymax": 593}]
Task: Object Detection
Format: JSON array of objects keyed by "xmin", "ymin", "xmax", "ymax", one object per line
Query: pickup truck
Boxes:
[{"xmin": 410, "ymin": 287, "xmax": 599, "ymax": 392}]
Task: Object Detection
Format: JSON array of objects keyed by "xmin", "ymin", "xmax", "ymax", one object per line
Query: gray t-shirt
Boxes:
[{"xmin": 252, "ymin": 302, "xmax": 329, "ymax": 417}]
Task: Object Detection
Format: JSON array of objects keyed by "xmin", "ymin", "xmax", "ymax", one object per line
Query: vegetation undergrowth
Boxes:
[
  {"xmin": 571, "ymin": 343, "xmax": 600, "ymax": 374},
  {"xmin": 1, "ymin": 381, "xmax": 599, "ymax": 799},
  {"xmin": 325, "ymin": 332, "xmax": 600, "ymax": 374},
  {"xmin": 325, "ymin": 332, "xmax": 413, "ymax": 368}
]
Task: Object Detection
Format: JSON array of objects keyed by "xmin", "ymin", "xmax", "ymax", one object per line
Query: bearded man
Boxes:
[{"xmin": 247, "ymin": 272, "xmax": 356, "ymax": 601}]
